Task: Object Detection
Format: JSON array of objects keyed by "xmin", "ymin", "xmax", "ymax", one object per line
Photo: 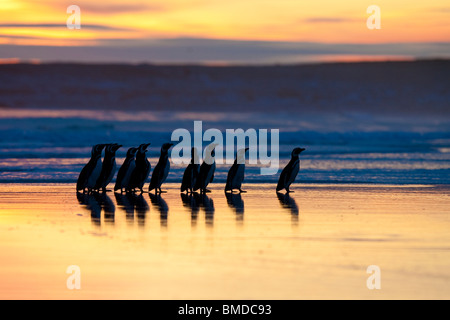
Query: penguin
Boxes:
[
  {"xmin": 276, "ymin": 147, "xmax": 306, "ymax": 193},
  {"xmin": 148, "ymin": 143, "xmax": 174, "ymax": 194},
  {"xmin": 225, "ymin": 147, "xmax": 249, "ymax": 193},
  {"xmin": 95, "ymin": 143, "xmax": 122, "ymax": 193},
  {"xmin": 128, "ymin": 143, "xmax": 151, "ymax": 193},
  {"xmin": 76, "ymin": 144, "xmax": 106, "ymax": 193},
  {"xmin": 194, "ymin": 143, "xmax": 218, "ymax": 194},
  {"xmin": 180, "ymin": 147, "xmax": 200, "ymax": 193},
  {"xmin": 114, "ymin": 147, "xmax": 138, "ymax": 193}
]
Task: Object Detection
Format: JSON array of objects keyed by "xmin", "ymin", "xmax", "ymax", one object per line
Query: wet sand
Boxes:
[{"xmin": 0, "ymin": 183, "xmax": 449, "ymax": 300}]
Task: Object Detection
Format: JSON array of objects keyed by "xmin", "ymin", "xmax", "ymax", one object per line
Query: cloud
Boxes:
[
  {"xmin": 0, "ymin": 34, "xmax": 39, "ymax": 40},
  {"xmin": 429, "ymin": 7, "xmax": 450, "ymax": 13},
  {"xmin": 303, "ymin": 17, "xmax": 357, "ymax": 23},
  {"xmin": 74, "ymin": 3, "xmax": 168, "ymax": 14},
  {"xmin": 0, "ymin": 23, "xmax": 131, "ymax": 31}
]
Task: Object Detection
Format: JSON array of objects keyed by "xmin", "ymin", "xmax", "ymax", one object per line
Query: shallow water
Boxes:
[{"xmin": 0, "ymin": 183, "xmax": 449, "ymax": 299}]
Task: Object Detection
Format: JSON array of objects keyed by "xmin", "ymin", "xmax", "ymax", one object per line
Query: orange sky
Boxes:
[
  {"xmin": 0, "ymin": 0, "xmax": 449, "ymax": 63},
  {"xmin": 0, "ymin": 0, "xmax": 449, "ymax": 46}
]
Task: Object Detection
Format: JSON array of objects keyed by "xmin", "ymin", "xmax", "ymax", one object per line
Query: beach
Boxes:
[{"xmin": 0, "ymin": 183, "xmax": 449, "ymax": 300}]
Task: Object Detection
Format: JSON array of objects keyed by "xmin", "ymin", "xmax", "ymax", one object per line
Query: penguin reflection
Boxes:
[
  {"xmin": 77, "ymin": 192, "xmax": 101, "ymax": 226},
  {"xmin": 149, "ymin": 193, "xmax": 169, "ymax": 227},
  {"xmin": 114, "ymin": 192, "xmax": 136, "ymax": 223},
  {"xmin": 277, "ymin": 192, "xmax": 299, "ymax": 224},
  {"xmin": 225, "ymin": 192, "xmax": 245, "ymax": 223},
  {"xmin": 133, "ymin": 193, "xmax": 150, "ymax": 227},
  {"xmin": 95, "ymin": 192, "xmax": 116, "ymax": 224},
  {"xmin": 180, "ymin": 193, "xmax": 200, "ymax": 226},
  {"xmin": 198, "ymin": 193, "xmax": 215, "ymax": 227}
]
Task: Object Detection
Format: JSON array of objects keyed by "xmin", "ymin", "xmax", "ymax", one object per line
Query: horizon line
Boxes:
[{"xmin": 2, "ymin": 57, "xmax": 450, "ymax": 67}]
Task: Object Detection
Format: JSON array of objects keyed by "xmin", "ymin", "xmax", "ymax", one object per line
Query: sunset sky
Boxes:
[{"xmin": 0, "ymin": 0, "xmax": 449, "ymax": 63}]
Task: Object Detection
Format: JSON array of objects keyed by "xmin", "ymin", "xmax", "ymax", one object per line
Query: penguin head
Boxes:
[
  {"xmin": 138, "ymin": 143, "xmax": 151, "ymax": 154},
  {"xmin": 111, "ymin": 143, "xmax": 122, "ymax": 152},
  {"xmin": 291, "ymin": 147, "xmax": 306, "ymax": 158},
  {"xmin": 191, "ymin": 147, "xmax": 200, "ymax": 164},
  {"xmin": 126, "ymin": 147, "xmax": 138, "ymax": 157},
  {"xmin": 161, "ymin": 143, "xmax": 174, "ymax": 154},
  {"xmin": 208, "ymin": 143, "xmax": 219, "ymax": 157},
  {"xmin": 105, "ymin": 143, "xmax": 122, "ymax": 155},
  {"xmin": 92, "ymin": 144, "xmax": 106, "ymax": 156},
  {"xmin": 236, "ymin": 148, "xmax": 249, "ymax": 164},
  {"xmin": 204, "ymin": 143, "xmax": 219, "ymax": 164}
]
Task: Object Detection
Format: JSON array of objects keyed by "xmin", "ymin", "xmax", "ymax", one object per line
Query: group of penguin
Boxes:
[{"xmin": 76, "ymin": 142, "xmax": 306, "ymax": 195}]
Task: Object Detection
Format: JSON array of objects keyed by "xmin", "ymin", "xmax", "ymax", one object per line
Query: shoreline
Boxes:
[{"xmin": 1, "ymin": 182, "xmax": 449, "ymax": 188}]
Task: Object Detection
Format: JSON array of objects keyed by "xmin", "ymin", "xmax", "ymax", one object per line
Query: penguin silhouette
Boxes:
[
  {"xmin": 149, "ymin": 143, "xmax": 174, "ymax": 194},
  {"xmin": 77, "ymin": 144, "xmax": 106, "ymax": 193},
  {"xmin": 194, "ymin": 143, "xmax": 218, "ymax": 194},
  {"xmin": 225, "ymin": 147, "xmax": 249, "ymax": 193},
  {"xmin": 181, "ymin": 147, "xmax": 200, "ymax": 193},
  {"xmin": 129, "ymin": 143, "xmax": 151, "ymax": 193},
  {"xmin": 276, "ymin": 147, "xmax": 306, "ymax": 193},
  {"xmin": 114, "ymin": 147, "xmax": 138, "ymax": 193},
  {"xmin": 95, "ymin": 143, "xmax": 122, "ymax": 193}
]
